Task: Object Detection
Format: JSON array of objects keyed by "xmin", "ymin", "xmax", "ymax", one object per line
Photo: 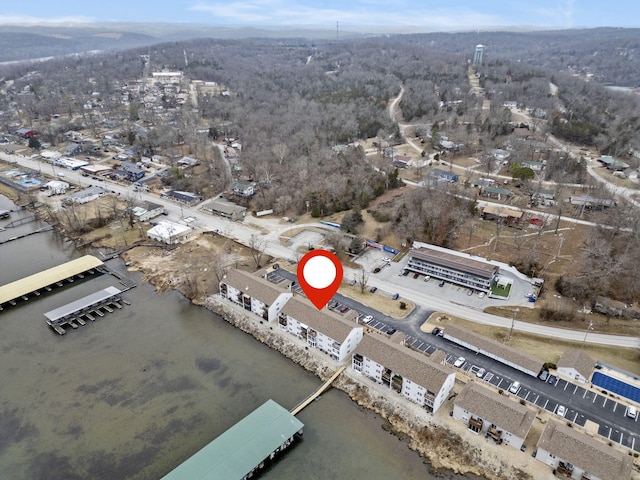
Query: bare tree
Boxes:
[
  {"xmin": 248, "ymin": 234, "xmax": 266, "ymax": 268},
  {"xmin": 358, "ymin": 267, "xmax": 369, "ymax": 294}
]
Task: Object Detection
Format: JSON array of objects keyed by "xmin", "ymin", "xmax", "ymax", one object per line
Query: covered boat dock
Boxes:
[
  {"xmin": 162, "ymin": 399, "xmax": 304, "ymax": 480},
  {"xmin": 44, "ymin": 286, "xmax": 128, "ymax": 335},
  {"xmin": 0, "ymin": 255, "xmax": 104, "ymax": 309}
]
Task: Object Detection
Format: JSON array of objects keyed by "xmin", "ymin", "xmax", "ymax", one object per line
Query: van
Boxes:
[{"xmin": 628, "ymin": 405, "xmax": 638, "ymax": 419}]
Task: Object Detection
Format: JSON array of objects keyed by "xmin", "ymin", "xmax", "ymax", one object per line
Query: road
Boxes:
[{"xmin": 2, "ymin": 151, "xmax": 639, "ymax": 348}]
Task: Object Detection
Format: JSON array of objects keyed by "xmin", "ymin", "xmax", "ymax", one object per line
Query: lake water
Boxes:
[{"xmin": 0, "ymin": 195, "xmax": 462, "ymax": 479}]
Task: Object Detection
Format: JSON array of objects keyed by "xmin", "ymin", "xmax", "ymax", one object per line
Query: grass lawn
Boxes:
[
  {"xmin": 339, "ymin": 284, "xmax": 415, "ymax": 319},
  {"xmin": 491, "ymin": 282, "xmax": 511, "ymax": 298}
]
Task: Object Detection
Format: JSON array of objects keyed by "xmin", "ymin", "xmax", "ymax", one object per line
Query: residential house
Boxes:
[
  {"xmin": 430, "ymin": 168, "xmax": 459, "ymax": 183},
  {"xmin": 132, "ymin": 201, "xmax": 164, "ymax": 222},
  {"xmin": 491, "ymin": 149, "xmax": 510, "ymax": 162},
  {"xmin": 44, "ymin": 180, "xmax": 69, "ymax": 196},
  {"xmin": 535, "ymin": 419, "xmax": 632, "ymax": 480},
  {"xmin": 117, "ymin": 161, "xmax": 145, "ymax": 181},
  {"xmin": 177, "ymin": 156, "xmax": 200, "ymax": 168},
  {"xmin": 557, "ymin": 349, "xmax": 594, "ymax": 384},
  {"xmin": 519, "ymin": 160, "xmax": 545, "ymax": 172},
  {"xmin": 64, "ymin": 143, "xmax": 82, "ymax": 156},
  {"xmin": 597, "ymin": 155, "xmax": 629, "ymax": 171},
  {"xmin": 15, "ymin": 127, "xmax": 37, "ymax": 138},
  {"xmin": 533, "ymin": 188, "xmax": 555, "ymax": 206},
  {"xmin": 569, "ymin": 195, "xmax": 616, "ymax": 209},
  {"xmin": 443, "ymin": 324, "xmax": 544, "ymax": 377},
  {"xmin": 202, "ymin": 198, "xmax": 247, "ymax": 221},
  {"xmin": 147, "ymin": 221, "xmax": 192, "ymax": 244},
  {"xmin": 232, "ymin": 182, "xmax": 256, "ymax": 198},
  {"xmin": 453, "ymin": 381, "xmax": 536, "ymax": 450},
  {"xmin": 352, "ymin": 333, "xmax": 455, "ymax": 414},
  {"xmin": 481, "ymin": 186, "xmax": 512, "ymax": 200},
  {"xmin": 278, "ymin": 296, "xmax": 363, "ymax": 362},
  {"xmin": 219, "ymin": 269, "xmax": 293, "ymax": 322}
]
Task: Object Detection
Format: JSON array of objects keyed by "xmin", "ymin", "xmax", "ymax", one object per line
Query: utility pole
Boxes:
[{"xmin": 582, "ymin": 320, "xmax": 594, "ymax": 348}]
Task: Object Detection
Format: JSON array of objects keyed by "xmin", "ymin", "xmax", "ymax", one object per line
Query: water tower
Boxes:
[{"xmin": 473, "ymin": 44, "xmax": 484, "ymax": 66}]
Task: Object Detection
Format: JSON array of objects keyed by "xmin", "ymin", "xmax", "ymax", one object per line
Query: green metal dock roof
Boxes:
[{"xmin": 162, "ymin": 399, "xmax": 304, "ymax": 480}]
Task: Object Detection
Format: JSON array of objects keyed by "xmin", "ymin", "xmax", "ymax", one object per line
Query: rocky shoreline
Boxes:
[{"xmin": 192, "ymin": 294, "xmax": 531, "ymax": 480}]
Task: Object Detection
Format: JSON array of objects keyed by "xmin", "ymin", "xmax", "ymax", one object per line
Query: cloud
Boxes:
[
  {"xmin": 189, "ymin": 1, "xmax": 507, "ymax": 28},
  {"xmin": 0, "ymin": 14, "xmax": 96, "ymax": 25}
]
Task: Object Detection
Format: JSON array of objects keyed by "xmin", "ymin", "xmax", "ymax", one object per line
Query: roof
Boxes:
[
  {"xmin": 280, "ymin": 296, "xmax": 359, "ymax": 343},
  {"xmin": 67, "ymin": 186, "xmax": 106, "ymax": 199},
  {"xmin": 409, "ymin": 246, "xmax": 498, "ymax": 279},
  {"xmin": 455, "ymin": 382, "xmax": 535, "ymax": 439},
  {"xmin": 482, "ymin": 204, "xmax": 524, "ymax": 219},
  {"xmin": 222, "ymin": 270, "xmax": 290, "ymax": 306},
  {"xmin": 557, "ymin": 349, "xmax": 595, "ymax": 380},
  {"xmin": 203, "ymin": 198, "xmax": 246, "ymax": 216},
  {"xmin": 538, "ymin": 419, "xmax": 632, "ymax": 480},
  {"xmin": 161, "ymin": 399, "xmax": 303, "ymax": 480},
  {"xmin": 430, "ymin": 168, "xmax": 458, "ymax": 178},
  {"xmin": 483, "ymin": 186, "xmax": 512, "ymax": 196},
  {"xmin": 147, "ymin": 221, "xmax": 191, "ymax": 239},
  {"xmin": 355, "ymin": 333, "xmax": 453, "ymax": 395},
  {"xmin": 0, "ymin": 255, "xmax": 104, "ymax": 306},
  {"xmin": 45, "ymin": 286, "xmax": 122, "ymax": 322},
  {"xmin": 444, "ymin": 324, "xmax": 544, "ymax": 375}
]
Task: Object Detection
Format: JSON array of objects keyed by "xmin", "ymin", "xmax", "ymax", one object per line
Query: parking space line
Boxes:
[
  {"xmin": 608, "ymin": 428, "xmax": 612, "ymax": 439},
  {"xmin": 573, "ymin": 413, "xmax": 578, "ymax": 422},
  {"xmin": 583, "ymin": 389, "xmax": 588, "ymax": 399},
  {"xmin": 632, "ymin": 437, "xmax": 636, "ymax": 450},
  {"xmin": 563, "ymin": 382, "xmax": 569, "ymax": 390},
  {"xmin": 613, "ymin": 403, "xmax": 617, "ymax": 412},
  {"xmin": 525, "ymin": 391, "xmax": 530, "ymax": 401},
  {"xmin": 592, "ymin": 394, "xmax": 597, "ymax": 403},
  {"xmin": 602, "ymin": 398, "xmax": 607, "ymax": 408},
  {"xmin": 573, "ymin": 385, "xmax": 578, "ymax": 394},
  {"xmin": 620, "ymin": 433, "xmax": 624, "ymax": 444},
  {"xmin": 543, "ymin": 399, "xmax": 549, "ymax": 410}
]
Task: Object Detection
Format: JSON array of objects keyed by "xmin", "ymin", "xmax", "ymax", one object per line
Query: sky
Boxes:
[{"xmin": 0, "ymin": 0, "xmax": 638, "ymax": 31}]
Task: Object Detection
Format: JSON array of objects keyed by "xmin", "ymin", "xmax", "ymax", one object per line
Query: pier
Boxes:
[
  {"xmin": 0, "ymin": 255, "xmax": 104, "ymax": 310},
  {"xmin": 290, "ymin": 365, "xmax": 346, "ymax": 415},
  {"xmin": 44, "ymin": 286, "xmax": 128, "ymax": 335}
]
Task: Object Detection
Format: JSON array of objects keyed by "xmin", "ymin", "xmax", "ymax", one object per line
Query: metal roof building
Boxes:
[
  {"xmin": 162, "ymin": 399, "xmax": 303, "ymax": 480},
  {"xmin": 0, "ymin": 255, "xmax": 103, "ymax": 307}
]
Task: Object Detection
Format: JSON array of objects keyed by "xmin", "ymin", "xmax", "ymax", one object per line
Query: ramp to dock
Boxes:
[
  {"xmin": 290, "ymin": 365, "xmax": 346, "ymax": 415},
  {"xmin": 0, "ymin": 255, "xmax": 103, "ymax": 306}
]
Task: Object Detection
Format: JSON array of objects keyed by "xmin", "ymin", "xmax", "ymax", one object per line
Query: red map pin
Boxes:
[{"xmin": 297, "ymin": 250, "xmax": 343, "ymax": 310}]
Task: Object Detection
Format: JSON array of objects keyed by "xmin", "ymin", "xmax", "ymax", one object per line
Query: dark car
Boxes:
[
  {"xmin": 413, "ymin": 272, "xmax": 419, "ymax": 279},
  {"xmin": 402, "ymin": 270, "xmax": 410, "ymax": 276},
  {"xmin": 386, "ymin": 328, "xmax": 397, "ymax": 335},
  {"xmin": 391, "ymin": 293, "xmax": 399, "ymax": 300},
  {"xmin": 431, "ymin": 327, "xmax": 442, "ymax": 336},
  {"xmin": 547, "ymin": 375, "xmax": 557, "ymax": 384},
  {"xmin": 339, "ymin": 306, "xmax": 349, "ymax": 313},
  {"xmin": 369, "ymin": 286, "xmax": 377, "ymax": 293},
  {"xmin": 438, "ymin": 280, "xmax": 445, "ymax": 287}
]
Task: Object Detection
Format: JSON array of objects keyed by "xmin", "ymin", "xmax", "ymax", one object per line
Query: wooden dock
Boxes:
[{"xmin": 290, "ymin": 366, "xmax": 346, "ymax": 415}]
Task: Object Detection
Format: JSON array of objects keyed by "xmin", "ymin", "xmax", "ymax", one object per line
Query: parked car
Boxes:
[
  {"xmin": 509, "ymin": 381, "xmax": 520, "ymax": 394},
  {"xmin": 547, "ymin": 375, "xmax": 557, "ymax": 385},
  {"xmin": 556, "ymin": 405, "xmax": 567, "ymax": 417},
  {"xmin": 386, "ymin": 328, "xmax": 397, "ymax": 335},
  {"xmin": 467, "ymin": 289, "xmax": 474, "ymax": 296},
  {"xmin": 431, "ymin": 327, "xmax": 442, "ymax": 336},
  {"xmin": 362, "ymin": 315, "xmax": 373, "ymax": 324},
  {"xmin": 453, "ymin": 357, "xmax": 465, "ymax": 368},
  {"xmin": 538, "ymin": 370, "xmax": 549, "ymax": 382},
  {"xmin": 423, "ymin": 275, "xmax": 431, "ymax": 282},
  {"xmin": 627, "ymin": 406, "xmax": 637, "ymax": 419},
  {"xmin": 476, "ymin": 367, "xmax": 486, "ymax": 378},
  {"xmin": 339, "ymin": 306, "xmax": 349, "ymax": 313},
  {"xmin": 402, "ymin": 270, "xmax": 410, "ymax": 276},
  {"xmin": 478, "ymin": 292, "xmax": 486, "ymax": 298},
  {"xmin": 438, "ymin": 280, "xmax": 445, "ymax": 287},
  {"xmin": 369, "ymin": 286, "xmax": 377, "ymax": 293},
  {"xmin": 413, "ymin": 272, "xmax": 420, "ymax": 279},
  {"xmin": 391, "ymin": 293, "xmax": 399, "ymax": 300}
]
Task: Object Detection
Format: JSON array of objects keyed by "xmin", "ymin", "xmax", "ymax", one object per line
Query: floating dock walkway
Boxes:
[
  {"xmin": 44, "ymin": 286, "xmax": 129, "ymax": 335},
  {"xmin": 0, "ymin": 255, "xmax": 104, "ymax": 310},
  {"xmin": 290, "ymin": 365, "xmax": 346, "ymax": 415}
]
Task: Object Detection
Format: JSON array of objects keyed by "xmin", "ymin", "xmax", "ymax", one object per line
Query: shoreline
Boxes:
[{"xmin": 186, "ymin": 291, "xmax": 537, "ymax": 480}]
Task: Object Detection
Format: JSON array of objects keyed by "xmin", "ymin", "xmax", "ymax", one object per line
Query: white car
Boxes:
[
  {"xmin": 423, "ymin": 275, "xmax": 431, "ymax": 282},
  {"xmin": 627, "ymin": 405, "xmax": 637, "ymax": 419},
  {"xmin": 478, "ymin": 292, "xmax": 486, "ymax": 298},
  {"xmin": 556, "ymin": 405, "xmax": 567, "ymax": 417},
  {"xmin": 508, "ymin": 381, "xmax": 520, "ymax": 394},
  {"xmin": 453, "ymin": 357, "xmax": 465, "ymax": 368},
  {"xmin": 476, "ymin": 367, "xmax": 486, "ymax": 378},
  {"xmin": 362, "ymin": 315, "xmax": 373, "ymax": 324}
]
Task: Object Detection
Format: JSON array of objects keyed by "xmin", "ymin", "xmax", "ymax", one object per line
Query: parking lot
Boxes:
[
  {"xmin": 286, "ymin": 229, "xmax": 325, "ymax": 252},
  {"xmin": 354, "ymin": 247, "xmax": 393, "ymax": 273}
]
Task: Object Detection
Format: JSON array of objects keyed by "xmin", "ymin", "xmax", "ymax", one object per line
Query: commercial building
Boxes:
[
  {"xmin": 64, "ymin": 186, "xmax": 106, "ymax": 204},
  {"xmin": 453, "ymin": 381, "xmax": 535, "ymax": 450},
  {"xmin": 278, "ymin": 296, "xmax": 363, "ymax": 362},
  {"xmin": 352, "ymin": 333, "xmax": 455, "ymax": 414},
  {"xmin": 407, "ymin": 245, "xmax": 499, "ymax": 292},
  {"xmin": 443, "ymin": 324, "xmax": 544, "ymax": 377},
  {"xmin": 535, "ymin": 419, "xmax": 632, "ymax": 480},
  {"xmin": 147, "ymin": 221, "xmax": 192, "ymax": 244},
  {"xmin": 202, "ymin": 198, "xmax": 247, "ymax": 221},
  {"xmin": 220, "ymin": 269, "xmax": 293, "ymax": 322}
]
